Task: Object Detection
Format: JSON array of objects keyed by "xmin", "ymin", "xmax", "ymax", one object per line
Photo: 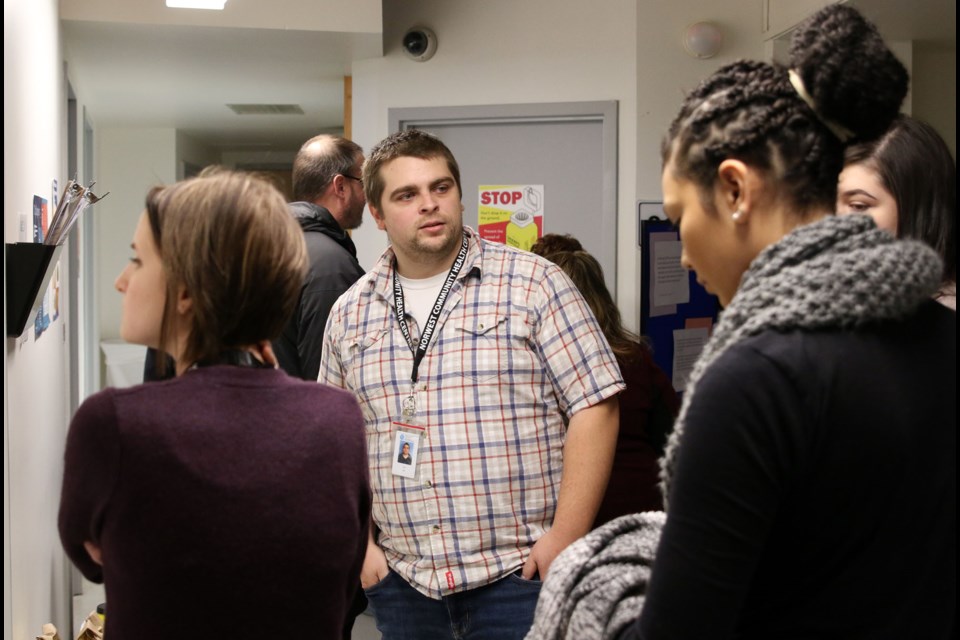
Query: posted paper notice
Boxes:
[
  {"xmin": 672, "ymin": 327, "xmax": 709, "ymax": 392},
  {"xmin": 653, "ymin": 240, "xmax": 689, "ymax": 307}
]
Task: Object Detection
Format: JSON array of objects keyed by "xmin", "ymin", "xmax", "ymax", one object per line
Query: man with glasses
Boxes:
[{"xmin": 273, "ymin": 134, "xmax": 367, "ymax": 383}]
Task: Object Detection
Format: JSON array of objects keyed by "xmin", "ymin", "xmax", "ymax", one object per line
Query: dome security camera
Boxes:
[{"xmin": 402, "ymin": 27, "xmax": 437, "ymax": 62}]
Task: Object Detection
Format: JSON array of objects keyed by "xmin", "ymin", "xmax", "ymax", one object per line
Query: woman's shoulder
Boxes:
[
  {"xmin": 74, "ymin": 383, "xmax": 159, "ymax": 424},
  {"xmin": 73, "ymin": 386, "xmax": 120, "ymax": 425},
  {"xmin": 266, "ymin": 372, "xmax": 365, "ymax": 423},
  {"xmin": 68, "ymin": 387, "xmax": 131, "ymax": 456},
  {"xmin": 721, "ymin": 301, "xmax": 953, "ymax": 364},
  {"xmin": 697, "ymin": 332, "xmax": 808, "ymax": 398},
  {"xmin": 272, "ymin": 371, "xmax": 362, "ymax": 403},
  {"xmin": 704, "ymin": 307, "xmax": 955, "ymax": 401},
  {"xmin": 696, "ymin": 330, "xmax": 858, "ymax": 410},
  {"xmin": 187, "ymin": 365, "xmax": 354, "ymax": 395}
]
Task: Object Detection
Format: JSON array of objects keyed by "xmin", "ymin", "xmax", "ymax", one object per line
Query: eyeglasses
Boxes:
[{"xmin": 342, "ymin": 173, "xmax": 363, "ymax": 185}]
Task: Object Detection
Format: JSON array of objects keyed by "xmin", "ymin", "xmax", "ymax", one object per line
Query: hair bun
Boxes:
[{"xmin": 789, "ymin": 4, "xmax": 908, "ymax": 142}]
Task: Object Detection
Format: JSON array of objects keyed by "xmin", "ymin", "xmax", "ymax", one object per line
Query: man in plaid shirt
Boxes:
[{"xmin": 319, "ymin": 130, "xmax": 623, "ymax": 639}]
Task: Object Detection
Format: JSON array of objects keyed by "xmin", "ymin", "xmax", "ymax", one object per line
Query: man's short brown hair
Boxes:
[{"xmin": 362, "ymin": 129, "xmax": 462, "ymax": 210}]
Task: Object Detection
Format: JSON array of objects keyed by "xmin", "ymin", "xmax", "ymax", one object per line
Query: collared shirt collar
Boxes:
[{"xmin": 369, "ymin": 226, "xmax": 482, "ymax": 306}]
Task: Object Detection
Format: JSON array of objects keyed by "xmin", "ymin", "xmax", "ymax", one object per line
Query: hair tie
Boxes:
[{"xmin": 788, "ymin": 69, "xmax": 856, "ymax": 143}]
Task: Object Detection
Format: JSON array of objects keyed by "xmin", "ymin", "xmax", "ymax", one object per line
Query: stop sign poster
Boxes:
[{"xmin": 477, "ymin": 185, "xmax": 544, "ymax": 251}]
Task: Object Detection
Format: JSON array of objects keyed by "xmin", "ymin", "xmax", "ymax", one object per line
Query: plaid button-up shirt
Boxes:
[{"xmin": 319, "ymin": 228, "xmax": 624, "ymax": 598}]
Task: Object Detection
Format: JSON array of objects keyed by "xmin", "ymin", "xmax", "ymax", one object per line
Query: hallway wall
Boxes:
[
  {"xmin": 95, "ymin": 127, "xmax": 177, "ymax": 342},
  {"xmin": 3, "ymin": 3, "xmax": 953, "ymax": 639},
  {"xmin": 348, "ymin": 0, "xmax": 763, "ymax": 330},
  {"xmin": 4, "ymin": 0, "xmax": 74, "ymax": 637}
]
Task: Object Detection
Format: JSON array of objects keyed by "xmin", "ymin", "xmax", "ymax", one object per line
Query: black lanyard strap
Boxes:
[
  {"xmin": 393, "ymin": 232, "xmax": 470, "ymax": 384},
  {"xmin": 191, "ymin": 349, "xmax": 272, "ymax": 370}
]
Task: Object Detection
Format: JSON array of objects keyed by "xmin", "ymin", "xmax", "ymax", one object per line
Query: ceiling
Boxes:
[{"xmin": 61, "ymin": 0, "xmax": 382, "ymax": 153}]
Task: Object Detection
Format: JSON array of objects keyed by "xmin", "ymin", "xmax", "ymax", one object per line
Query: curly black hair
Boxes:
[{"xmin": 663, "ymin": 4, "xmax": 908, "ymax": 213}]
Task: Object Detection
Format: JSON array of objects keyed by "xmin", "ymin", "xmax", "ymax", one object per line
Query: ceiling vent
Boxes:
[{"xmin": 226, "ymin": 104, "xmax": 305, "ymax": 115}]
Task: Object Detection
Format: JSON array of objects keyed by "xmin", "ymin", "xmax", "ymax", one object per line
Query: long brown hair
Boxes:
[
  {"xmin": 147, "ymin": 169, "xmax": 307, "ymax": 369},
  {"xmin": 548, "ymin": 250, "xmax": 645, "ymax": 362}
]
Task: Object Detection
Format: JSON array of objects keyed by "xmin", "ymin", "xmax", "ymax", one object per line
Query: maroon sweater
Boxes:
[
  {"xmin": 594, "ymin": 344, "xmax": 679, "ymax": 526},
  {"xmin": 59, "ymin": 365, "xmax": 370, "ymax": 640}
]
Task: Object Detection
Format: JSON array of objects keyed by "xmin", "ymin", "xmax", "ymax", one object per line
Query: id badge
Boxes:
[{"xmin": 391, "ymin": 422, "xmax": 425, "ymax": 480}]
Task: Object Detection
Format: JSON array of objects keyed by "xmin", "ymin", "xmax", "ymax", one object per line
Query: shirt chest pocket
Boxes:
[
  {"xmin": 341, "ymin": 328, "xmax": 406, "ymax": 411},
  {"xmin": 451, "ymin": 313, "xmax": 534, "ymax": 383}
]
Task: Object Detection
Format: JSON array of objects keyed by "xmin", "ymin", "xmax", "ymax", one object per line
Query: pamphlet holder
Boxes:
[{"xmin": 6, "ymin": 243, "xmax": 64, "ymax": 337}]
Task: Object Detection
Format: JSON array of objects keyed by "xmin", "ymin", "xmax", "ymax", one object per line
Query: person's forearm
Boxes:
[
  {"xmin": 552, "ymin": 396, "xmax": 620, "ymax": 537},
  {"xmin": 522, "ymin": 396, "xmax": 620, "ymax": 579}
]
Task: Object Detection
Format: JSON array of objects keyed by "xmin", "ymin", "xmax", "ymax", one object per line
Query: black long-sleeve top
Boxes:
[{"xmin": 629, "ymin": 301, "xmax": 956, "ymax": 639}]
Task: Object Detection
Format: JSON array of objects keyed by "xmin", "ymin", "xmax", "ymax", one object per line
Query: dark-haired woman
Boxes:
[
  {"xmin": 526, "ymin": 6, "xmax": 955, "ymax": 640},
  {"xmin": 529, "ymin": 233, "xmax": 584, "ymax": 258},
  {"xmin": 544, "ymin": 248, "xmax": 679, "ymax": 522},
  {"xmin": 838, "ymin": 115, "xmax": 957, "ymax": 309},
  {"xmin": 59, "ymin": 171, "xmax": 371, "ymax": 640}
]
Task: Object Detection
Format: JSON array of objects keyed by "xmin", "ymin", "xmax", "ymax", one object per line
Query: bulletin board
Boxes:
[{"xmin": 639, "ymin": 215, "xmax": 720, "ymax": 394}]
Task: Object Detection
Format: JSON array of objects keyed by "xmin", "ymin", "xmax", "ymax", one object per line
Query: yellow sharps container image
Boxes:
[{"xmin": 505, "ymin": 211, "xmax": 538, "ymax": 252}]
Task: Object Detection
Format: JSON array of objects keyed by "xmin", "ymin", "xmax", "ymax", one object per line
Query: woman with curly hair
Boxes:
[{"xmin": 527, "ymin": 6, "xmax": 955, "ymax": 639}]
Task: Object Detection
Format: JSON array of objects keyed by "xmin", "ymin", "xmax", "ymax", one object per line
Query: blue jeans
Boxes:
[{"xmin": 363, "ymin": 570, "xmax": 542, "ymax": 640}]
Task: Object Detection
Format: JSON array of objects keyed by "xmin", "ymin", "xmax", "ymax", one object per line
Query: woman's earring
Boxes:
[{"xmin": 731, "ymin": 209, "xmax": 743, "ymax": 221}]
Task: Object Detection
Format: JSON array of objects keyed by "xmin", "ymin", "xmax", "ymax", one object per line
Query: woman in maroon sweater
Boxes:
[
  {"xmin": 58, "ymin": 170, "xmax": 370, "ymax": 639},
  {"xmin": 543, "ymin": 245, "xmax": 679, "ymax": 523}
]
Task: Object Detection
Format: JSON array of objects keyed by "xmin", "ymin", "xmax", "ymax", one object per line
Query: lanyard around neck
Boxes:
[
  {"xmin": 190, "ymin": 349, "xmax": 272, "ymax": 370},
  {"xmin": 393, "ymin": 232, "xmax": 470, "ymax": 384}
]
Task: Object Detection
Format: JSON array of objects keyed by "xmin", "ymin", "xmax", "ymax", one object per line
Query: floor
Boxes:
[
  {"xmin": 352, "ymin": 610, "xmax": 381, "ymax": 639},
  {"xmin": 73, "ymin": 581, "xmax": 383, "ymax": 639}
]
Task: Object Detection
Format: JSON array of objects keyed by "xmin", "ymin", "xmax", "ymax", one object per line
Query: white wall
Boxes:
[
  {"xmin": 913, "ymin": 43, "xmax": 957, "ymax": 157},
  {"xmin": 175, "ymin": 131, "xmax": 219, "ymax": 180},
  {"xmin": 351, "ymin": 0, "xmax": 640, "ymax": 321},
  {"xmin": 96, "ymin": 128, "xmax": 177, "ymax": 342},
  {"xmin": 636, "ymin": 1, "xmax": 765, "ymax": 199},
  {"xmin": 349, "ymin": 0, "xmax": 764, "ymax": 330},
  {"xmin": 634, "ymin": 0, "xmax": 765, "ymax": 324},
  {"xmin": 95, "ymin": 132, "xmax": 306, "ymax": 365},
  {"xmin": 220, "ymin": 149, "xmax": 298, "ymax": 169},
  {"xmin": 4, "ymin": 0, "xmax": 74, "ymax": 636}
]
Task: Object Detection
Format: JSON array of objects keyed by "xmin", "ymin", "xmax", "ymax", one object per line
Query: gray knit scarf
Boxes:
[{"xmin": 525, "ymin": 214, "xmax": 942, "ymax": 640}]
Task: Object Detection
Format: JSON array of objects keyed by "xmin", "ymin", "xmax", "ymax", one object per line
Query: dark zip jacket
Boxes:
[{"xmin": 273, "ymin": 202, "xmax": 365, "ymax": 381}]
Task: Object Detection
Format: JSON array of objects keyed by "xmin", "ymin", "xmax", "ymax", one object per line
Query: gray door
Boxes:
[{"xmin": 390, "ymin": 101, "xmax": 618, "ymax": 292}]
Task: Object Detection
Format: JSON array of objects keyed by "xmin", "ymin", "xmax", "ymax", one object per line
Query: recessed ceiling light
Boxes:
[{"xmin": 166, "ymin": 0, "xmax": 226, "ymax": 9}]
